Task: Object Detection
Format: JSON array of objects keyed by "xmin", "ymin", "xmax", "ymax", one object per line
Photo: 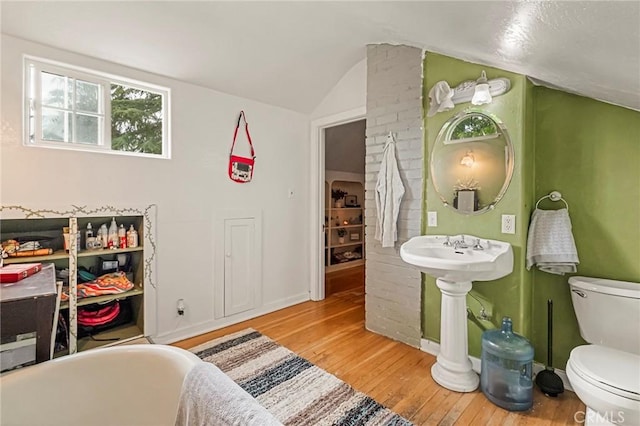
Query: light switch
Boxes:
[{"xmin": 427, "ymin": 211, "xmax": 438, "ymax": 227}]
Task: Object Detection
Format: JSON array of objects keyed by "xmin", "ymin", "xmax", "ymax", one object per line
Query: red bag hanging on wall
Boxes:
[{"xmin": 228, "ymin": 111, "xmax": 256, "ymax": 183}]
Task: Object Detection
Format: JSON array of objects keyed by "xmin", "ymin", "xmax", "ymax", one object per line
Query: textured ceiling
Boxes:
[{"xmin": 2, "ymin": 1, "xmax": 639, "ymax": 113}]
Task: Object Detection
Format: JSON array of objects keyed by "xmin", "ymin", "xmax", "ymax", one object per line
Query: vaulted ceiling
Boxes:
[{"xmin": 2, "ymin": 1, "xmax": 639, "ymax": 114}]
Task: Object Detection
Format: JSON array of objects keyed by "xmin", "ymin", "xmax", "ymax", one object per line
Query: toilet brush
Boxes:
[{"xmin": 536, "ymin": 299, "xmax": 564, "ymax": 397}]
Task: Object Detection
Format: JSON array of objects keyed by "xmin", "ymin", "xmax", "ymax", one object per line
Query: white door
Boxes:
[{"xmin": 224, "ymin": 217, "xmax": 256, "ymax": 316}]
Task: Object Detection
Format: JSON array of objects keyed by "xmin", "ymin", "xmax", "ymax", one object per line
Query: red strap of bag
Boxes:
[{"xmin": 228, "ymin": 111, "xmax": 256, "ymax": 183}]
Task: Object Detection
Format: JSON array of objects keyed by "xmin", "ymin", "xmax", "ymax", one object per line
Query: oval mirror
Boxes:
[{"xmin": 430, "ymin": 110, "xmax": 514, "ymax": 214}]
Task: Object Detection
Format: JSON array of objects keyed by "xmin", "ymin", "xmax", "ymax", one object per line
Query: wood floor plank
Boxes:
[
  {"xmin": 370, "ymin": 355, "xmax": 435, "ymax": 411},
  {"xmin": 420, "ymin": 387, "xmax": 458, "ymax": 425},
  {"xmin": 452, "ymin": 390, "xmax": 498, "ymax": 425},
  {"xmin": 550, "ymin": 392, "xmax": 582, "ymax": 425},
  {"xmin": 436, "ymin": 391, "xmax": 476, "ymax": 426},
  {"xmin": 172, "ymin": 288, "xmax": 586, "ymax": 425},
  {"xmin": 384, "ymin": 355, "xmax": 435, "ymax": 402}
]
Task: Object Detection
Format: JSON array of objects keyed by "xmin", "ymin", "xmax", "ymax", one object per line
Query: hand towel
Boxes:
[
  {"xmin": 526, "ymin": 208, "xmax": 579, "ymax": 275},
  {"xmin": 175, "ymin": 362, "xmax": 282, "ymax": 426}
]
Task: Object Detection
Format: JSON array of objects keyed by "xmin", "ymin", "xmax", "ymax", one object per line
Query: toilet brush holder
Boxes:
[{"xmin": 536, "ymin": 299, "xmax": 564, "ymax": 397}]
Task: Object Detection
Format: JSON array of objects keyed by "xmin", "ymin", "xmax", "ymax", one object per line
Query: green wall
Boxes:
[
  {"xmin": 531, "ymin": 87, "xmax": 640, "ymax": 369},
  {"xmin": 421, "ymin": 52, "xmax": 640, "ymax": 368},
  {"xmin": 422, "ymin": 53, "xmax": 534, "ymax": 358}
]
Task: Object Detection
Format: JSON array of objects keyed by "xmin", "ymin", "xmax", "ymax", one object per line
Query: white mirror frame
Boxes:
[{"xmin": 430, "ymin": 109, "xmax": 515, "ymax": 215}]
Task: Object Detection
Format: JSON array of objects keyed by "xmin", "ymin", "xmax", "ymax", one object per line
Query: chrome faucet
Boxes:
[
  {"xmin": 454, "ymin": 236, "xmax": 469, "ymax": 250},
  {"xmin": 472, "ymin": 238, "xmax": 484, "ymax": 250},
  {"xmin": 442, "ymin": 236, "xmax": 453, "ymax": 246}
]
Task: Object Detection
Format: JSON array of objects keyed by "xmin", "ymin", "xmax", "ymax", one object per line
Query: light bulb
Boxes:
[
  {"xmin": 460, "ymin": 151, "xmax": 475, "ymax": 167},
  {"xmin": 471, "ymin": 71, "xmax": 492, "ymax": 105}
]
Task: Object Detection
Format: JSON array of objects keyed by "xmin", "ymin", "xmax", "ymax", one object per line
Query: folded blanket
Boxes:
[
  {"xmin": 61, "ymin": 271, "xmax": 134, "ymax": 301},
  {"xmin": 175, "ymin": 362, "xmax": 282, "ymax": 426},
  {"xmin": 526, "ymin": 208, "xmax": 579, "ymax": 275}
]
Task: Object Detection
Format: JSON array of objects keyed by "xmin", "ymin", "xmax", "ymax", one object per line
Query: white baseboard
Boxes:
[
  {"xmin": 420, "ymin": 338, "xmax": 573, "ymax": 392},
  {"xmin": 154, "ymin": 292, "xmax": 310, "ymax": 344}
]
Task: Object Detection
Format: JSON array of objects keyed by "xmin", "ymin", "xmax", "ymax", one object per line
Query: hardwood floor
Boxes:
[
  {"xmin": 173, "ymin": 289, "xmax": 585, "ymax": 425},
  {"xmin": 324, "ymin": 264, "xmax": 365, "ymax": 296}
]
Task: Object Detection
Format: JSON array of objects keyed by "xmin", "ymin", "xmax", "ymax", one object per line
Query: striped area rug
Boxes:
[{"xmin": 190, "ymin": 328, "xmax": 413, "ymax": 426}]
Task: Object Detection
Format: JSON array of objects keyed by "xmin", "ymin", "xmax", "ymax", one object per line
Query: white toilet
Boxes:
[{"xmin": 567, "ymin": 276, "xmax": 640, "ymax": 426}]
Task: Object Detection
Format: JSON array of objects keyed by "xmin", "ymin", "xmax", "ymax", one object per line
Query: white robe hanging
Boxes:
[{"xmin": 375, "ymin": 133, "xmax": 405, "ymax": 248}]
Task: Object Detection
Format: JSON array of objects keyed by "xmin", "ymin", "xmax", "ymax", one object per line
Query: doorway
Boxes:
[
  {"xmin": 309, "ymin": 107, "xmax": 366, "ymax": 301},
  {"xmin": 324, "ymin": 120, "xmax": 366, "ymax": 296}
]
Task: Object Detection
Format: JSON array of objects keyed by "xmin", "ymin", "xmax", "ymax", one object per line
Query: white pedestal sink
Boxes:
[{"xmin": 400, "ymin": 234, "xmax": 514, "ymax": 392}]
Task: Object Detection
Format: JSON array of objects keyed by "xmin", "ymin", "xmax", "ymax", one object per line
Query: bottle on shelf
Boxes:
[
  {"xmin": 108, "ymin": 218, "xmax": 118, "ymax": 249},
  {"xmin": 126, "ymin": 225, "xmax": 139, "ymax": 248},
  {"xmin": 85, "ymin": 222, "xmax": 94, "ymax": 250},
  {"xmin": 62, "ymin": 227, "xmax": 81, "ymax": 252},
  {"xmin": 99, "ymin": 223, "xmax": 108, "ymax": 249},
  {"xmin": 118, "ymin": 224, "xmax": 127, "ymax": 249}
]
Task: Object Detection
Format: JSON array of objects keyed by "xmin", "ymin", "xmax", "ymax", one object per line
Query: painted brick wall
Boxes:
[{"xmin": 365, "ymin": 44, "xmax": 423, "ymax": 347}]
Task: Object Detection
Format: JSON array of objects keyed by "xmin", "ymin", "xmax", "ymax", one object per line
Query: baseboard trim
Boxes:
[
  {"xmin": 420, "ymin": 338, "xmax": 573, "ymax": 392},
  {"xmin": 154, "ymin": 293, "xmax": 310, "ymax": 344}
]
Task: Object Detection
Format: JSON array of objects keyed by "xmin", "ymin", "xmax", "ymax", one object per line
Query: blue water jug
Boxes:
[{"xmin": 481, "ymin": 317, "xmax": 534, "ymax": 411}]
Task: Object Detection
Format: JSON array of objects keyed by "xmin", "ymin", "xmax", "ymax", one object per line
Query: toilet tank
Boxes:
[{"xmin": 569, "ymin": 276, "xmax": 640, "ymax": 355}]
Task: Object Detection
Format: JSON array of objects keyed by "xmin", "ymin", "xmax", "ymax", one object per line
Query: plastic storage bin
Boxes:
[{"xmin": 481, "ymin": 317, "xmax": 534, "ymax": 411}]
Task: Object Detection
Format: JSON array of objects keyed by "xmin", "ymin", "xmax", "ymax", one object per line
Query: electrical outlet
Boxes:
[
  {"xmin": 427, "ymin": 211, "xmax": 438, "ymax": 227},
  {"xmin": 177, "ymin": 299, "xmax": 185, "ymax": 316},
  {"xmin": 501, "ymin": 214, "xmax": 516, "ymax": 234},
  {"xmin": 288, "ymin": 188, "xmax": 295, "ymax": 198}
]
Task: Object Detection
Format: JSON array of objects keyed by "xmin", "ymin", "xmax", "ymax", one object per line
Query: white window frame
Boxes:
[{"xmin": 24, "ymin": 55, "xmax": 171, "ymax": 159}]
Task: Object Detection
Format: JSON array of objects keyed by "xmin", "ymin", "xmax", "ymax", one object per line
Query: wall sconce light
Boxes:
[
  {"xmin": 460, "ymin": 151, "xmax": 475, "ymax": 167},
  {"xmin": 471, "ymin": 71, "xmax": 492, "ymax": 105},
  {"xmin": 427, "ymin": 72, "xmax": 511, "ymax": 117}
]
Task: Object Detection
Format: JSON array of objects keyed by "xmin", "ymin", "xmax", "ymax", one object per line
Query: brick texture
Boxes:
[{"xmin": 365, "ymin": 44, "xmax": 423, "ymax": 347}]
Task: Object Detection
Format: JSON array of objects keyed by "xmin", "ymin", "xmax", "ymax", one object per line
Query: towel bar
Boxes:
[{"xmin": 535, "ymin": 191, "xmax": 569, "ymax": 210}]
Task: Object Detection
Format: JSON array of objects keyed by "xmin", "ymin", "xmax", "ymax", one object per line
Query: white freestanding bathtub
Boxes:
[{"xmin": 0, "ymin": 344, "xmax": 201, "ymax": 426}]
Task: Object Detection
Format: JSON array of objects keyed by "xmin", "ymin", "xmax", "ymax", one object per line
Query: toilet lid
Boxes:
[{"xmin": 570, "ymin": 345, "xmax": 640, "ymax": 400}]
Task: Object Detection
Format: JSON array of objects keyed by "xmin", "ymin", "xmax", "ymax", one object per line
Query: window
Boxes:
[{"xmin": 25, "ymin": 57, "xmax": 170, "ymax": 158}]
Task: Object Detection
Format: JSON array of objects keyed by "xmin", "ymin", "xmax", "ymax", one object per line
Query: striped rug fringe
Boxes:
[{"xmin": 190, "ymin": 328, "xmax": 414, "ymax": 426}]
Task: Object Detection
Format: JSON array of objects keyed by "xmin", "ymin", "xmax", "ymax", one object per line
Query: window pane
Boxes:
[
  {"xmin": 451, "ymin": 114, "xmax": 498, "ymax": 140},
  {"xmin": 27, "ymin": 59, "xmax": 169, "ymax": 157},
  {"xmin": 41, "ymin": 72, "xmax": 71, "ymax": 109},
  {"xmin": 42, "ymin": 108, "xmax": 72, "ymax": 142},
  {"xmin": 111, "ymin": 84, "xmax": 163, "ymax": 154},
  {"xmin": 76, "ymin": 80, "xmax": 100, "ymax": 113},
  {"xmin": 76, "ymin": 114, "xmax": 100, "ymax": 144}
]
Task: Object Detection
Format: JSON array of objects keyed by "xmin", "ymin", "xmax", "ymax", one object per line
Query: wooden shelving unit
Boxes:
[
  {"xmin": 0, "ymin": 212, "xmax": 148, "ymax": 356},
  {"xmin": 325, "ymin": 178, "xmax": 365, "ymax": 272}
]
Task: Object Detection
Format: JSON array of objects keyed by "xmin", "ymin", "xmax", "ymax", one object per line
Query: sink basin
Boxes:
[{"xmin": 400, "ymin": 234, "xmax": 513, "ymax": 282}]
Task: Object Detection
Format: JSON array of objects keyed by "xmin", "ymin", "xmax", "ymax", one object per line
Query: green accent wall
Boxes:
[
  {"xmin": 531, "ymin": 87, "xmax": 640, "ymax": 369},
  {"xmin": 422, "ymin": 53, "xmax": 534, "ymax": 358},
  {"xmin": 421, "ymin": 52, "xmax": 640, "ymax": 368}
]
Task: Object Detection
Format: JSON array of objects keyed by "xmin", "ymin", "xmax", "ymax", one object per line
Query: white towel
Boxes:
[
  {"xmin": 375, "ymin": 133, "xmax": 405, "ymax": 248},
  {"xmin": 175, "ymin": 362, "xmax": 282, "ymax": 426},
  {"xmin": 526, "ymin": 208, "xmax": 579, "ymax": 275}
]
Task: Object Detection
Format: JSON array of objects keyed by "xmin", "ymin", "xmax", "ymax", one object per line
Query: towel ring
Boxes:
[{"xmin": 535, "ymin": 191, "xmax": 569, "ymax": 210}]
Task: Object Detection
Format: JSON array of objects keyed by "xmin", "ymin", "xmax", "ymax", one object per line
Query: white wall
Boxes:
[
  {"xmin": 0, "ymin": 34, "xmax": 310, "ymax": 342},
  {"xmin": 311, "ymin": 59, "xmax": 366, "ymax": 120}
]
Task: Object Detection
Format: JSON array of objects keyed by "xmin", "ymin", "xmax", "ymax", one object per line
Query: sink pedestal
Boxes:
[{"xmin": 432, "ymin": 278, "xmax": 479, "ymax": 393}]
